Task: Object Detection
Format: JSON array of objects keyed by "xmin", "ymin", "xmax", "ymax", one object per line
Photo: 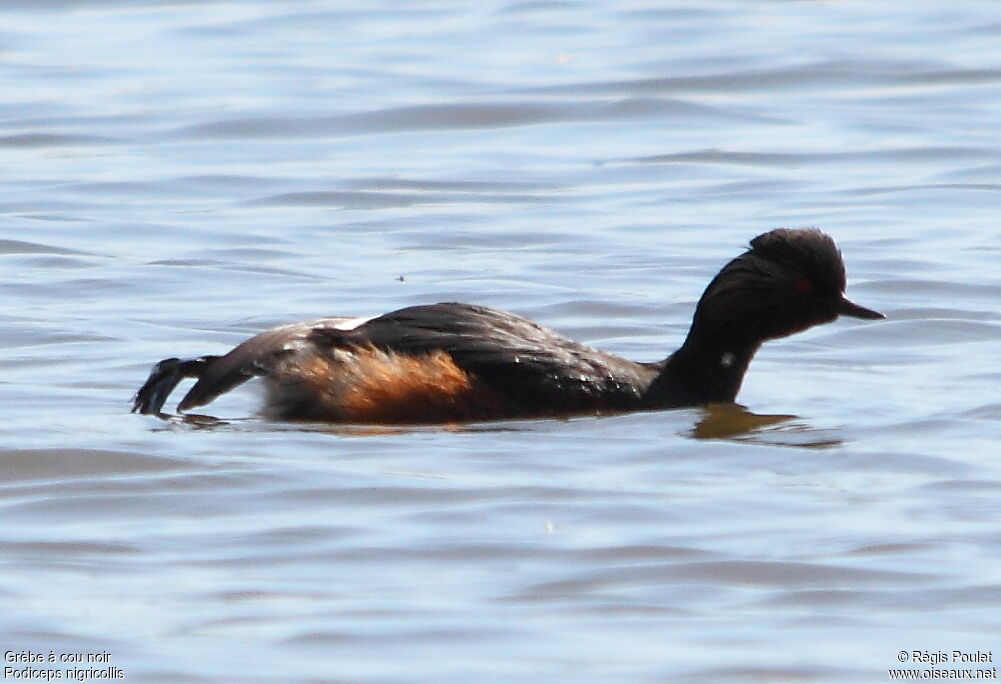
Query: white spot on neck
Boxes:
[{"xmin": 720, "ymin": 351, "xmax": 735, "ymax": 368}]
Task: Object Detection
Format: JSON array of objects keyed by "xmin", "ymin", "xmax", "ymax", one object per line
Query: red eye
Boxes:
[{"xmin": 793, "ymin": 276, "xmax": 813, "ymax": 294}]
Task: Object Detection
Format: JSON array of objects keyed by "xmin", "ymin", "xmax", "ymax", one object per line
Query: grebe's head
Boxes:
[{"xmin": 689, "ymin": 228, "xmax": 883, "ymax": 345}]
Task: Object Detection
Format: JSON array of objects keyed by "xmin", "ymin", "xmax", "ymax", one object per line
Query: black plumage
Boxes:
[{"xmin": 132, "ymin": 228, "xmax": 883, "ymax": 423}]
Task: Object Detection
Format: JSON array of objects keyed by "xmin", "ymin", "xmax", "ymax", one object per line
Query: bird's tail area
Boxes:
[
  {"xmin": 131, "ymin": 322, "xmax": 326, "ymax": 416},
  {"xmin": 131, "ymin": 356, "xmax": 219, "ymax": 415}
]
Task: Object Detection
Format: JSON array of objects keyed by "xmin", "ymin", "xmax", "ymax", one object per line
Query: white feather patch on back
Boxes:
[
  {"xmin": 272, "ymin": 316, "xmax": 378, "ymax": 352},
  {"xmin": 322, "ymin": 315, "xmax": 376, "ymax": 331}
]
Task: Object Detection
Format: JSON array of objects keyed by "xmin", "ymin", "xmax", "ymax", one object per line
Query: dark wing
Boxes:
[
  {"xmin": 135, "ymin": 304, "xmax": 655, "ymax": 417},
  {"xmin": 317, "ymin": 303, "xmax": 655, "ymax": 413}
]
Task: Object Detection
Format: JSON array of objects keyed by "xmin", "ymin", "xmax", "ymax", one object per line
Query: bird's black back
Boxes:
[{"xmin": 318, "ymin": 302, "xmax": 657, "ymax": 414}]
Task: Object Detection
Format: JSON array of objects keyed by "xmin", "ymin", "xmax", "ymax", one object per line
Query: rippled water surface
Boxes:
[{"xmin": 3, "ymin": 1, "xmax": 1001, "ymax": 682}]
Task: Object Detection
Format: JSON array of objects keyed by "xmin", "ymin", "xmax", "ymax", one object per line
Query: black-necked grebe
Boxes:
[{"xmin": 132, "ymin": 228, "xmax": 883, "ymax": 423}]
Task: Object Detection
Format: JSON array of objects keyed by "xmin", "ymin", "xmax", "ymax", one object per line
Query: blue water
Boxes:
[{"xmin": 2, "ymin": 1, "xmax": 1001, "ymax": 681}]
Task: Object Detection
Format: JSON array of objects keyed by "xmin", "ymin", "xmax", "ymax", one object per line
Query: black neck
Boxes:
[{"xmin": 644, "ymin": 333, "xmax": 760, "ymax": 408}]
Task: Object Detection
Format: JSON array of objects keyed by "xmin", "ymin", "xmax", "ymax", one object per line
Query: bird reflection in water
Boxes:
[
  {"xmin": 689, "ymin": 403, "xmax": 842, "ymax": 448},
  {"xmin": 173, "ymin": 403, "xmax": 841, "ymax": 448}
]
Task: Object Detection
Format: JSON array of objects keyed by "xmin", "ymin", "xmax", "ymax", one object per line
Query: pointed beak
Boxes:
[{"xmin": 838, "ymin": 296, "xmax": 884, "ymax": 320}]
